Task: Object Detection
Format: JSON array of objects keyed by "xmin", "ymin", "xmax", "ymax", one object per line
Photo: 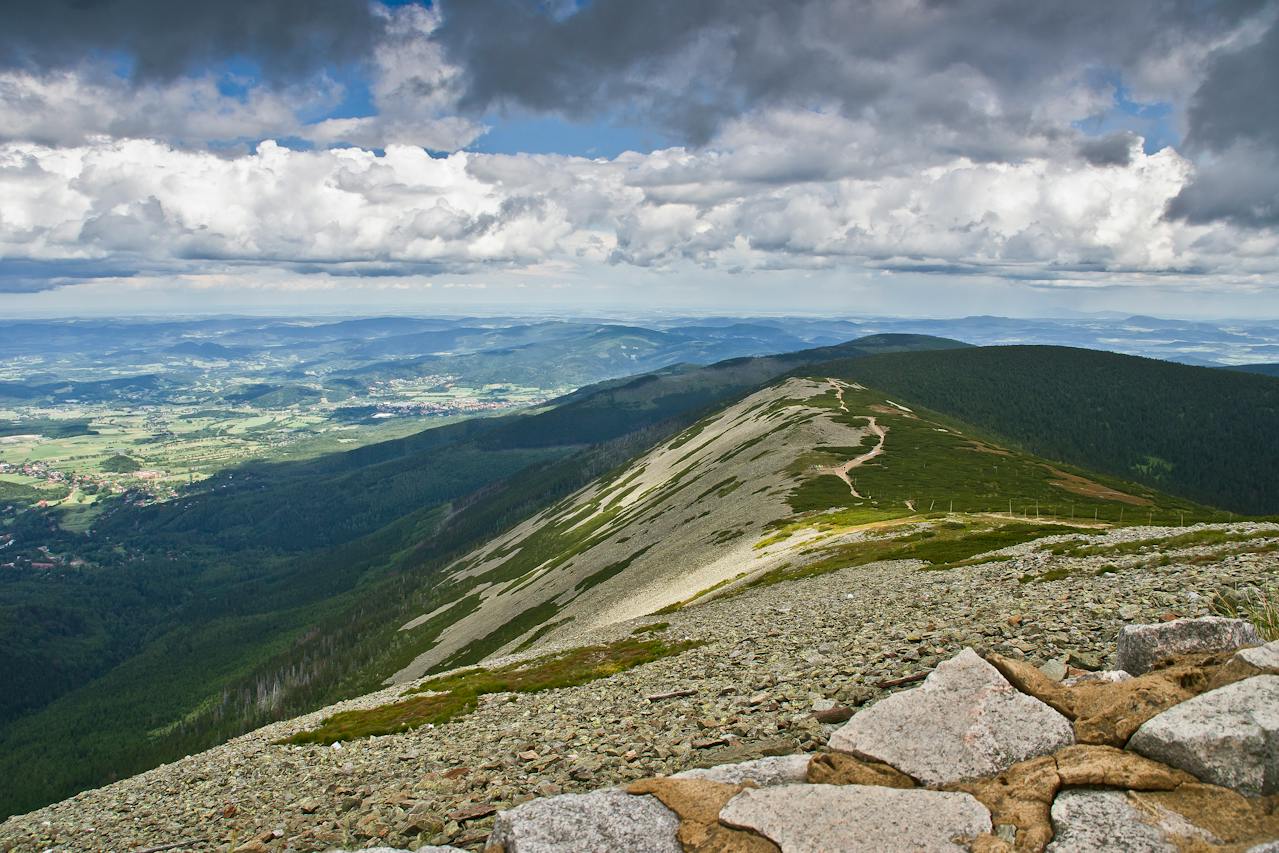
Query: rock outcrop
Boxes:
[
  {"xmin": 827, "ymin": 648, "xmax": 1074, "ymax": 785},
  {"xmin": 475, "ymin": 617, "xmax": 1277, "ymax": 852}
]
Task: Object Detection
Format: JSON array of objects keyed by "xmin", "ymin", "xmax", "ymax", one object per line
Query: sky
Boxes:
[{"xmin": 0, "ymin": 0, "xmax": 1277, "ymax": 318}]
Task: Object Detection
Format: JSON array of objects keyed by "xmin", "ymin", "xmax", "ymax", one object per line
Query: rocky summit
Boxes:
[{"xmin": 0, "ymin": 522, "xmax": 1276, "ymax": 852}]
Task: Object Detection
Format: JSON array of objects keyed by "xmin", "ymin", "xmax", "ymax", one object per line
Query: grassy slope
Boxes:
[
  {"xmin": 821, "ymin": 346, "xmax": 1279, "ymax": 514},
  {"xmin": 287, "ymin": 374, "xmax": 1220, "ymax": 747}
]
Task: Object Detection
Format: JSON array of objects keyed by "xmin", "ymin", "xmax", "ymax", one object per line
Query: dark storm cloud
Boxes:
[
  {"xmin": 0, "ymin": 0, "xmax": 385, "ymax": 81},
  {"xmin": 1168, "ymin": 18, "xmax": 1279, "ymax": 225},
  {"xmin": 434, "ymin": 0, "xmax": 1264, "ymax": 145},
  {"xmin": 1078, "ymin": 133, "xmax": 1136, "ymax": 167},
  {"xmin": 0, "ymin": 259, "xmax": 135, "ymax": 293}
]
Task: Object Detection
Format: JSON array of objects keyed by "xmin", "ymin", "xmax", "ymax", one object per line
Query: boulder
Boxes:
[
  {"xmin": 829, "ymin": 648, "xmax": 1074, "ymax": 785},
  {"xmin": 485, "ymin": 789, "xmax": 680, "ymax": 853},
  {"xmin": 719, "ymin": 784, "xmax": 991, "ymax": 852},
  {"xmin": 1045, "ymin": 789, "xmax": 1210, "ymax": 852},
  {"xmin": 1209, "ymin": 640, "xmax": 1279, "ymax": 691},
  {"xmin": 672, "ymin": 754, "xmax": 811, "ymax": 786},
  {"xmin": 1116, "ymin": 617, "xmax": 1259, "ymax": 675},
  {"xmin": 1128, "ymin": 675, "xmax": 1279, "ymax": 795}
]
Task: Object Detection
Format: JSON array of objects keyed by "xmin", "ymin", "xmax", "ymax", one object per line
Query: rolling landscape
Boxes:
[{"xmin": 3, "ymin": 0, "xmax": 1279, "ymax": 850}]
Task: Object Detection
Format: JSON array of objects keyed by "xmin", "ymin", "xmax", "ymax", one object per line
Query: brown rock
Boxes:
[
  {"xmin": 983, "ymin": 652, "xmax": 1076, "ymax": 718},
  {"xmin": 442, "ymin": 766, "xmax": 470, "ymax": 779},
  {"xmin": 233, "ymin": 843, "xmax": 269, "ymax": 853},
  {"xmin": 947, "ymin": 755, "xmax": 1058, "ymax": 853},
  {"xmin": 1052, "ymin": 744, "xmax": 1194, "ymax": 790},
  {"xmin": 1131, "ymin": 783, "xmax": 1279, "ymax": 849},
  {"xmin": 627, "ymin": 777, "xmax": 779, "ymax": 853},
  {"xmin": 1066, "ymin": 673, "xmax": 1193, "ymax": 746},
  {"xmin": 805, "ymin": 752, "xmax": 915, "ymax": 789},
  {"xmin": 447, "ymin": 803, "xmax": 496, "ymax": 822},
  {"xmin": 812, "ymin": 705, "xmax": 854, "ymax": 724},
  {"xmin": 970, "ymin": 834, "xmax": 1015, "ymax": 853}
]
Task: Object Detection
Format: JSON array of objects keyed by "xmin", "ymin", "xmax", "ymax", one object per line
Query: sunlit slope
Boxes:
[{"xmin": 393, "ymin": 376, "xmax": 1207, "ymax": 681}]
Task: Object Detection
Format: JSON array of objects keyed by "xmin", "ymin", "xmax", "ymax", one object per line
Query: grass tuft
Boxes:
[
  {"xmin": 283, "ymin": 636, "xmax": 701, "ymax": 745},
  {"xmin": 1212, "ymin": 586, "xmax": 1279, "ymax": 642}
]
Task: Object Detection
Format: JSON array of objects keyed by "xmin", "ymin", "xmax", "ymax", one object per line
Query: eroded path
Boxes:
[{"xmin": 819, "ymin": 378, "xmax": 887, "ymax": 499}]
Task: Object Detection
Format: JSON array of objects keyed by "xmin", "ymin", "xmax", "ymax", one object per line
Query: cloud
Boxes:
[
  {"xmin": 5, "ymin": 121, "xmax": 1276, "ymax": 295},
  {"xmin": 434, "ymin": 0, "xmax": 1260, "ymax": 155},
  {"xmin": 0, "ymin": 0, "xmax": 383, "ymax": 82},
  {"xmin": 0, "ymin": 5, "xmax": 483, "ymax": 152},
  {"xmin": 1168, "ymin": 15, "xmax": 1279, "ymax": 225}
]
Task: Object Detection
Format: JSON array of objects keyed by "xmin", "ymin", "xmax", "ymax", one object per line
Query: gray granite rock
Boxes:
[
  {"xmin": 1116, "ymin": 616, "xmax": 1260, "ymax": 675},
  {"xmin": 1235, "ymin": 640, "xmax": 1279, "ymax": 673},
  {"xmin": 672, "ymin": 754, "xmax": 810, "ymax": 786},
  {"xmin": 1045, "ymin": 789, "xmax": 1216, "ymax": 852},
  {"xmin": 1128, "ymin": 675, "xmax": 1279, "ymax": 795},
  {"xmin": 828, "ymin": 648, "xmax": 1074, "ymax": 785},
  {"xmin": 484, "ymin": 789, "xmax": 680, "ymax": 853},
  {"xmin": 1245, "ymin": 842, "xmax": 1279, "ymax": 853},
  {"xmin": 719, "ymin": 783, "xmax": 991, "ymax": 852}
]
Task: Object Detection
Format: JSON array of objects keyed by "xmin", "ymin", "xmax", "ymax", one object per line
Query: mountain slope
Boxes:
[
  {"xmin": 818, "ymin": 346, "xmax": 1279, "ymax": 514},
  {"xmin": 389, "ymin": 374, "xmax": 1209, "ymax": 684},
  {"xmin": 0, "ymin": 334, "xmax": 966, "ymax": 818}
]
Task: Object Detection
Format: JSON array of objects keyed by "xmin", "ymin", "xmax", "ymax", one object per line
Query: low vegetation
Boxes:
[
  {"xmin": 285, "ymin": 636, "xmax": 701, "ymax": 745},
  {"xmin": 1213, "ymin": 586, "xmax": 1279, "ymax": 642},
  {"xmin": 743, "ymin": 520, "xmax": 1080, "ymax": 591}
]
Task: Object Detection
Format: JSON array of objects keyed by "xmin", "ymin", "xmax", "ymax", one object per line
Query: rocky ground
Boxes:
[{"xmin": 1, "ymin": 522, "xmax": 1276, "ymax": 853}]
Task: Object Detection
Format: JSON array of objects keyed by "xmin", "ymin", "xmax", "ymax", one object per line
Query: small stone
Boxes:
[
  {"xmin": 1067, "ymin": 650, "xmax": 1105, "ymax": 671},
  {"xmin": 1038, "ymin": 659, "xmax": 1068, "ymax": 683},
  {"xmin": 813, "ymin": 705, "xmax": 855, "ymax": 724},
  {"xmin": 447, "ymin": 803, "xmax": 496, "ymax": 822},
  {"xmin": 299, "ymin": 797, "xmax": 321, "ymax": 814},
  {"xmin": 1116, "ymin": 616, "xmax": 1260, "ymax": 675},
  {"xmin": 486, "ymin": 790, "xmax": 680, "ymax": 853},
  {"xmin": 1128, "ymin": 675, "xmax": 1279, "ymax": 795},
  {"xmin": 719, "ymin": 784, "xmax": 991, "ymax": 851},
  {"xmin": 829, "ymin": 649, "xmax": 1074, "ymax": 785}
]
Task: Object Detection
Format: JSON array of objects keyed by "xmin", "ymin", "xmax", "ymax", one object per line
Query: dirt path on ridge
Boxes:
[{"xmin": 819, "ymin": 378, "xmax": 887, "ymax": 499}]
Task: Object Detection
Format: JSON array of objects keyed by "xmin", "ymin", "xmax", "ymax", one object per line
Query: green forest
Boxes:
[{"xmin": 827, "ymin": 346, "xmax": 1279, "ymax": 515}]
